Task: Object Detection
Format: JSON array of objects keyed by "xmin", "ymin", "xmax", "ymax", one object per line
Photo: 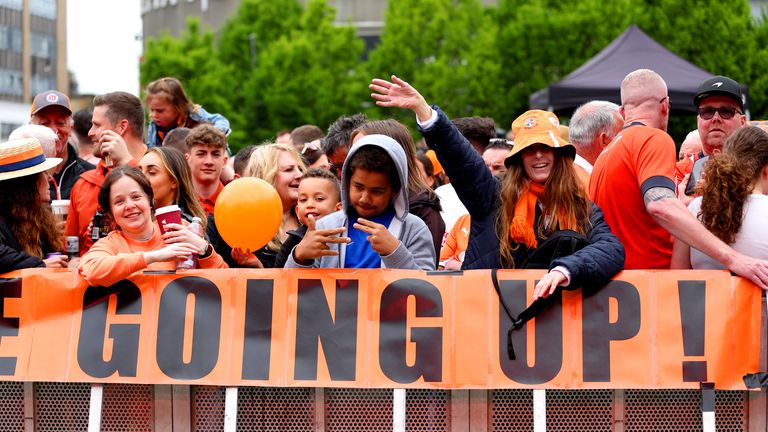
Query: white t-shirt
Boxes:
[
  {"xmin": 435, "ymin": 183, "xmax": 468, "ymax": 235},
  {"xmin": 688, "ymin": 194, "xmax": 768, "ymax": 269}
]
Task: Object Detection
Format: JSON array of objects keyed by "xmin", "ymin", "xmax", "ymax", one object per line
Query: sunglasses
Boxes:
[
  {"xmin": 486, "ymin": 138, "xmax": 514, "ymax": 149},
  {"xmin": 698, "ymin": 106, "xmax": 742, "ymax": 120}
]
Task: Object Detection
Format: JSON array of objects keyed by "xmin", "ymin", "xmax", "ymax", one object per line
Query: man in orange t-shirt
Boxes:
[
  {"xmin": 589, "ymin": 69, "xmax": 768, "ymax": 289},
  {"xmin": 65, "ymin": 92, "xmax": 148, "ymax": 255}
]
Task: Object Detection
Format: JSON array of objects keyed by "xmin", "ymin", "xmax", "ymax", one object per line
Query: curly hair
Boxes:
[
  {"xmin": 0, "ymin": 173, "xmax": 61, "ymax": 258},
  {"xmin": 698, "ymin": 126, "xmax": 768, "ymax": 244},
  {"xmin": 496, "ymin": 151, "xmax": 591, "ymax": 268}
]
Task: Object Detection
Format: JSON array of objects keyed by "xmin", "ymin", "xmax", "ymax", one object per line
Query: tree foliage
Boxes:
[
  {"xmin": 140, "ymin": 19, "xmax": 234, "ymax": 123},
  {"xmin": 247, "ymin": 0, "xmax": 365, "ymax": 138},
  {"xmin": 139, "ymin": 0, "xmax": 768, "ymax": 149}
]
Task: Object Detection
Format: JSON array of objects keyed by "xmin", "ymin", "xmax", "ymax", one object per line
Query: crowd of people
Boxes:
[{"xmin": 1, "ymin": 69, "xmax": 768, "ymax": 296}]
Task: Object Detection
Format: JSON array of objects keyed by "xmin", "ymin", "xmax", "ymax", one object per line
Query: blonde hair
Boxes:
[{"xmin": 245, "ymin": 142, "xmax": 306, "ymax": 251}]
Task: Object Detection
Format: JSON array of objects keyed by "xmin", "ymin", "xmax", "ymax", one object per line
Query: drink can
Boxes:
[{"xmin": 66, "ymin": 236, "xmax": 79, "ymax": 259}]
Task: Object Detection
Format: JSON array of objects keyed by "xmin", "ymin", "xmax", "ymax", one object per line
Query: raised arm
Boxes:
[{"xmin": 369, "ymin": 76, "xmax": 499, "ymax": 218}]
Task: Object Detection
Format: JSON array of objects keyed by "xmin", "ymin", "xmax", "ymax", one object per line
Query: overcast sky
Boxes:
[{"xmin": 67, "ymin": 0, "xmax": 143, "ymax": 96}]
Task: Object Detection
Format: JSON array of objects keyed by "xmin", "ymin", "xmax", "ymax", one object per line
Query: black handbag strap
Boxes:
[{"xmin": 492, "ymin": 268, "xmax": 559, "ymax": 360}]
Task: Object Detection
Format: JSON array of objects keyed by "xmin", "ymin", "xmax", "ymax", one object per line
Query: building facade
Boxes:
[{"xmin": 0, "ymin": 0, "xmax": 67, "ymax": 139}]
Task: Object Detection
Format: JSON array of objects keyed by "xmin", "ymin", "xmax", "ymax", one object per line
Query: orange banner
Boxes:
[{"xmin": 0, "ymin": 269, "xmax": 760, "ymax": 389}]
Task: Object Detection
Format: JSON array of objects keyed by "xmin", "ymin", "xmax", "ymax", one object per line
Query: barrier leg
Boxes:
[
  {"xmin": 87, "ymin": 383, "xmax": 103, "ymax": 432},
  {"xmin": 533, "ymin": 389, "xmax": 546, "ymax": 432},
  {"xmin": 701, "ymin": 383, "xmax": 715, "ymax": 432},
  {"xmin": 224, "ymin": 387, "xmax": 238, "ymax": 432},
  {"xmin": 393, "ymin": 388, "xmax": 406, "ymax": 432}
]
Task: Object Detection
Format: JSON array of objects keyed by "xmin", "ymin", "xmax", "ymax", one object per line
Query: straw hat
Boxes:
[
  {"xmin": 504, "ymin": 110, "xmax": 575, "ymax": 167},
  {"xmin": 0, "ymin": 138, "xmax": 62, "ymax": 181}
]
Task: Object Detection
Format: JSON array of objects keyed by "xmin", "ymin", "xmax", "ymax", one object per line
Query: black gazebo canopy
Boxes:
[{"xmin": 529, "ymin": 25, "xmax": 748, "ymax": 114}]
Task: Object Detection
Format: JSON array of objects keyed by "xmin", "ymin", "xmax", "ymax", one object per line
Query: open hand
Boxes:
[
  {"xmin": 532, "ymin": 270, "xmax": 567, "ymax": 300},
  {"xmin": 728, "ymin": 253, "xmax": 768, "ymax": 290},
  {"xmin": 369, "ymin": 75, "xmax": 433, "ymax": 122},
  {"xmin": 293, "ymin": 215, "xmax": 349, "ymax": 264},
  {"xmin": 353, "ymin": 217, "xmax": 399, "ymax": 256}
]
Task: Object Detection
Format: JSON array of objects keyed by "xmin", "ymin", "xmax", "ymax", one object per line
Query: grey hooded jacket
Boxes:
[{"xmin": 285, "ymin": 134, "xmax": 436, "ymax": 270}]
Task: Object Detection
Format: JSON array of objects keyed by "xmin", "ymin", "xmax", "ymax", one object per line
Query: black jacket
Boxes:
[
  {"xmin": 206, "ymin": 214, "xmax": 279, "ymax": 269},
  {"xmin": 420, "ymin": 107, "xmax": 624, "ymax": 287},
  {"xmin": 275, "ymin": 225, "xmax": 307, "ymax": 268},
  {"xmin": 408, "ymin": 189, "xmax": 444, "ymax": 268},
  {"xmin": 0, "ymin": 218, "xmax": 47, "ymax": 273},
  {"xmin": 50, "ymin": 143, "xmax": 95, "ymax": 200}
]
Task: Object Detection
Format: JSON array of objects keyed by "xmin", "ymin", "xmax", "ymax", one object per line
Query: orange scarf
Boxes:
[{"xmin": 508, "ymin": 182, "xmax": 576, "ymax": 249}]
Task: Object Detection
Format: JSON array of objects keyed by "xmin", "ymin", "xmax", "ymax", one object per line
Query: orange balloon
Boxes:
[{"xmin": 214, "ymin": 177, "xmax": 282, "ymax": 250}]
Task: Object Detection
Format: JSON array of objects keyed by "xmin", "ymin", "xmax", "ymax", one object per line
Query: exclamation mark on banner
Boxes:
[{"xmin": 678, "ymin": 281, "xmax": 707, "ymax": 382}]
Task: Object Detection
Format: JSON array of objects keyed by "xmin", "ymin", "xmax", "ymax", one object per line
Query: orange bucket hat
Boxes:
[{"xmin": 504, "ymin": 110, "xmax": 575, "ymax": 167}]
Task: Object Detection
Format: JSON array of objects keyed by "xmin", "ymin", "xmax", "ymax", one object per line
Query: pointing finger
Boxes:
[{"xmin": 307, "ymin": 214, "xmax": 317, "ymax": 231}]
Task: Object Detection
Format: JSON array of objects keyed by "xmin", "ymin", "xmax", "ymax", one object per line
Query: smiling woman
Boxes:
[
  {"xmin": 367, "ymin": 75, "xmax": 625, "ymax": 300},
  {"xmin": 78, "ymin": 166, "xmax": 227, "ymax": 286}
]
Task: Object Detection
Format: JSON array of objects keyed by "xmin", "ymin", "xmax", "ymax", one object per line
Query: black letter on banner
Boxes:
[
  {"xmin": 241, "ymin": 279, "xmax": 274, "ymax": 380},
  {"xmin": 77, "ymin": 281, "xmax": 141, "ymax": 378},
  {"xmin": 379, "ymin": 278, "xmax": 443, "ymax": 383},
  {"xmin": 0, "ymin": 278, "xmax": 22, "ymax": 376},
  {"xmin": 678, "ymin": 280, "xmax": 707, "ymax": 382},
  {"xmin": 156, "ymin": 276, "xmax": 221, "ymax": 379},
  {"xmin": 498, "ymin": 279, "xmax": 563, "ymax": 384},
  {"xmin": 582, "ymin": 280, "xmax": 641, "ymax": 382},
  {"xmin": 294, "ymin": 278, "xmax": 358, "ymax": 380}
]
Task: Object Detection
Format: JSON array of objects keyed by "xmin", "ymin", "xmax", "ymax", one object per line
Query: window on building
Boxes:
[
  {"xmin": 0, "ymin": 69, "xmax": 22, "ymax": 96},
  {"xmin": 30, "ymin": 32, "xmax": 55, "ymax": 59},
  {"xmin": 30, "ymin": 0, "xmax": 56, "ymax": 20},
  {"xmin": 0, "ymin": 122, "xmax": 21, "ymax": 141},
  {"xmin": 31, "ymin": 74, "xmax": 55, "ymax": 96},
  {"xmin": 0, "ymin": 26, "xmax": 23, "ymax": 53},
  {"xmin": 0, "ymin": 0, "xmax": 22, "ymax": 11}
]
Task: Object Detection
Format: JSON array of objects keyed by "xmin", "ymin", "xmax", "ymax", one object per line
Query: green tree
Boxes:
[
  {"xmin": 493, "ymin": 0, "xmax": 642, "ymax": 125},
  {"xmin": 366, "ymin": 0, "xmax": 499, "ymax": 129},
  {"xmin": 245, "ymin": 0, "xmax": 365, "ymax": 138}
]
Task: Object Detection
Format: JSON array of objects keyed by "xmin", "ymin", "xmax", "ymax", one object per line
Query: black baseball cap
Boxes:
[
  {"xmin": 30, "ymin": 90, "xmax": 72, "ymax": 116},
  {"xmin": 693, "ymin": 76, "xmax": 745, "ymax": 111}
]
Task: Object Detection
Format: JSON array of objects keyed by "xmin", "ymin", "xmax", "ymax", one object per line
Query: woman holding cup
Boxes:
[
  {"xmin": 139, "ymin": 146, "xmax": 206, "ymax": 223},
  {"xmin": 79, "ymin": 166, "xmax": 227, "ymax": 287},
  {"xmin": 0, "ymin": 138, "xmax": 68, "ymax": 272}
]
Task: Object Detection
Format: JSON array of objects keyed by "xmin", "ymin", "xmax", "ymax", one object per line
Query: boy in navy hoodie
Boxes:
[{"xmin": 286, "ymin": 134, "xmax": 435, "ymax": 270}]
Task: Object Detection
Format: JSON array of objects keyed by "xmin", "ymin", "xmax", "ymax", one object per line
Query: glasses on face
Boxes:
[
  {"xmin": 698, "ymin": 106, "xmax": 742, "ymax": 120},
  {"xmin": 301, "ymin": 140, "xmax": 321, "ymax": 155}
]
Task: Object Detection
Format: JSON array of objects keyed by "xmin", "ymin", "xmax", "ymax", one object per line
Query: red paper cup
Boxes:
[{"xmin": 155, "ymin": 205, "xmax": 182, "ymax": 235}]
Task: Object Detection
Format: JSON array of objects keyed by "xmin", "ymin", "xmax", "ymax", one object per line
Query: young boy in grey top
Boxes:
[{"xmin": 286, "ymin": 134, "xmax": 435, "ymax": 270}]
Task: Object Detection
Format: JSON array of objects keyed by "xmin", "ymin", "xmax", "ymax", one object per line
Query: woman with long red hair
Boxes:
[{"xmin": 369, "ymin": 76, "xmax": 624, "ymax": 299}]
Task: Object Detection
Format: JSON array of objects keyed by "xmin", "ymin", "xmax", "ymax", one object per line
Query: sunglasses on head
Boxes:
[
  {"xmin": 301, "ymin": 140, "xmax": 321, "ymax": 155},
  {"xmin": 698, "ymin": 106, "xmax": 742, "ymax": 120}
]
